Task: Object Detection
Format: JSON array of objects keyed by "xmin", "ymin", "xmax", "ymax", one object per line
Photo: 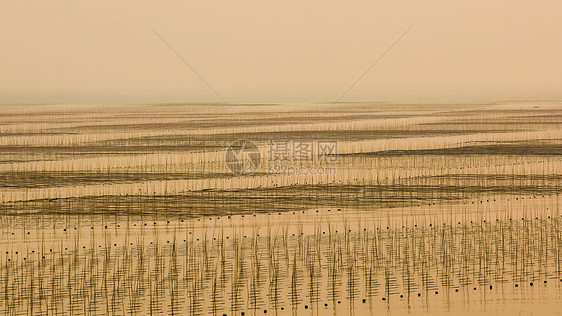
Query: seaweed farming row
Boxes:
[{"xmin": 1, "ymin": 203, "xmax": 561, "ymax": 315}]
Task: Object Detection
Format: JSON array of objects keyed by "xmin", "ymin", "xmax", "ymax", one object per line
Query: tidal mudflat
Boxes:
[{"xmin": 1, "ymin": 102, "xmax": 562, "ymax": 315}]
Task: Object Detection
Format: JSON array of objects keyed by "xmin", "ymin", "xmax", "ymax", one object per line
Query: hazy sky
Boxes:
[{"xmin": 1, "ymin": 1, "xmax": 561, "ymax": 104}]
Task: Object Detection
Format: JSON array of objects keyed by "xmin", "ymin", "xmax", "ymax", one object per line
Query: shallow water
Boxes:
[{"xmin": 1, "ymin": 102, "xmax": 561, "ymax": 315}]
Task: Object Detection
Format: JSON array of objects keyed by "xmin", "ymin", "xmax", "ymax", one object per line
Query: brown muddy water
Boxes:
[{"xmin": 1, "ymin": 102, "xmax": 562, "ymax": 315}]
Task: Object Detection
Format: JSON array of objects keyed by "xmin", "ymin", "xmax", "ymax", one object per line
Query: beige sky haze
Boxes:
[{"xmin": 0, "ymin": 0, "xmax": 561, "ymax": 105}]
